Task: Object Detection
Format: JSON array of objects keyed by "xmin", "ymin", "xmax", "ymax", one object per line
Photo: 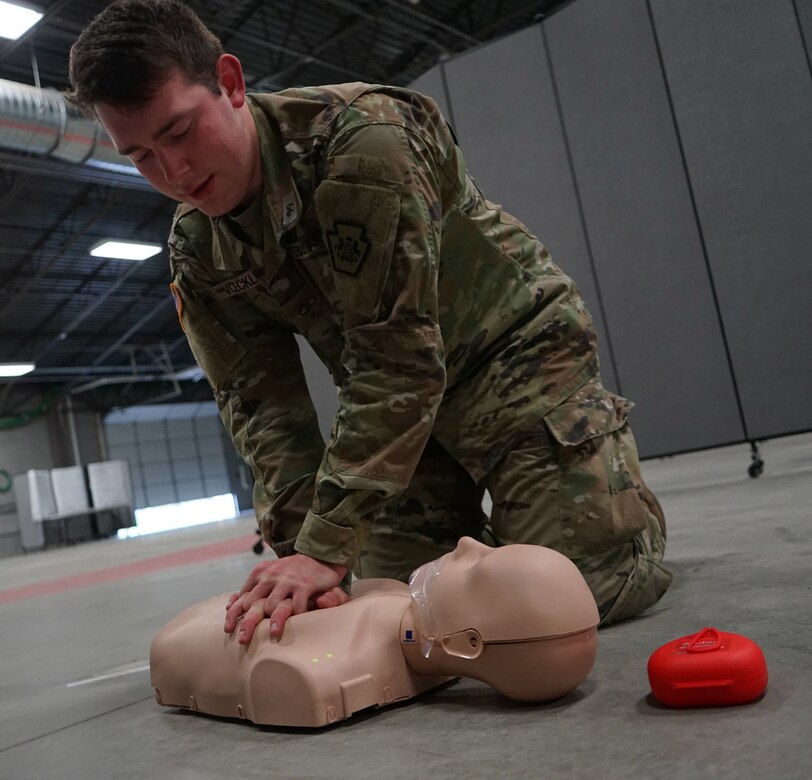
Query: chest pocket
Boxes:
[
  {"xmin": 313, "ymin": 178, "xmax": 401, "ymax": 322},
  {"xmin": 173, "ymin": 275, "xmax": 247, "ymax": 392}
]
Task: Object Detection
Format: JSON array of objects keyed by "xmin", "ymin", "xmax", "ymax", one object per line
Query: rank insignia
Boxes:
[{"xmin": 326, "ymin": 223, "xmax": 369, "ymax": 276}]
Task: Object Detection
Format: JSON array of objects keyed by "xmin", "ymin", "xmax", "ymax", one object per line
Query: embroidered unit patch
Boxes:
[
  {"xmin": 326, "ymin": 223, "xmax": 370, "ymax": 276},
  {"xmin": 169, "ymin": 282, "xmax": 185, "ymax": 331}
]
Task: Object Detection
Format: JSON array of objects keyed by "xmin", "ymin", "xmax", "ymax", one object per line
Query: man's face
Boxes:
[{"xmin": 96, "ymin": 64, "xmax": 260, "ymax": 217}]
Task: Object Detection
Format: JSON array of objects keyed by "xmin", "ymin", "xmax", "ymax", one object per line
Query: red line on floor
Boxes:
[{"xmin": 0, "ymin": 535, "xmax": 258, "ymax": 605}]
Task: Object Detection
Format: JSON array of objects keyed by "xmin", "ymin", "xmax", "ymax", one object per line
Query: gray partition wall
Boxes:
[
  {"xmin": 798, "ymin": 0, "xmax": 812, "ymax": 45},
  {"xmin": 649, "ymin": 0, "xmax": 812, "ymax": 441},
  {"xmin": 415, "ymin": 0, "xmax": 812, "ymax": 459}
]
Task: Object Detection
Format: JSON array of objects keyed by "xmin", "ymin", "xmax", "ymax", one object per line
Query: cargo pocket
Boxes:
[{"xmin": 542, "ymin": 378, "xmax": 648, "ymax": 556}]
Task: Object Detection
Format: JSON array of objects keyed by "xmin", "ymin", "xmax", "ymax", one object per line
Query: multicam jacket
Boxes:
[{"xmin": 168, "ymin": 83, "xmax": 602, "ymax": 569}]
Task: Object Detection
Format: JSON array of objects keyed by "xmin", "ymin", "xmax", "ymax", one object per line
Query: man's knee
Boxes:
[{"xmin": 577, "ymin": 514, "xmax": 673, "ymax": 626}]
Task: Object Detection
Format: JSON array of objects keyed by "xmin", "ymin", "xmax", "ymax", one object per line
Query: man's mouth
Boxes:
[{"xmin": 187, "ymin": 175, "xmax": 213, "ymax": 199}]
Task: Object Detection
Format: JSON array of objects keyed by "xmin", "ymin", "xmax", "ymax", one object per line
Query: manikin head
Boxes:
[
  {"xmin": 68, "ymin": 0, "xmax": 261, "ymax": 216},
  {"xmin": 404, "ymin": 538, "xmax": 600, "ymax": 701}
]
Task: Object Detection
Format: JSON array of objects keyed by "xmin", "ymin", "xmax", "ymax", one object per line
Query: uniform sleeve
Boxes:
[
  {"xmin": 169, "ymin": 235, "xmax": 325, "ymax": 558},
  {"xmin": 293, "ymin": 121, "xmax": 450, "ymax": 568}
]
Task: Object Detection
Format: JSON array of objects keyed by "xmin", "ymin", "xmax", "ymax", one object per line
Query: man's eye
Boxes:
[{"xmin": 169, "ymin": 126, "xmax": 191, "ymax": 143}]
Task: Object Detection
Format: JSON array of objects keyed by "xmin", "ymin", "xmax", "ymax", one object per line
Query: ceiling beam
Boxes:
[
  {"xmin": 0, "ymin": 183, "xmax": 97, "ymax": 308},
  {"xmin": 256, "ymin": 13, "xmax": 371, "ymax": 87},
  {"xmin": 377, "ymin": 0, "xmax": 479, "ymax": 46},
  {"xmin": 318, "ymin": 0, "xmax": 450, "ymax": 53}
]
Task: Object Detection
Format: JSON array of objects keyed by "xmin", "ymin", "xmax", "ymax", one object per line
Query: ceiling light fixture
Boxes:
[
  {"xmin": 90, "ymin": 240, "xmax": 163, "ymax": 261},
  {"xmin": 0, "ymin": 363, "xmax": 35, "ymax": 377},
  {"xmin": 0, "ymin": 1, "xmax": 43, "ymax": 40}
]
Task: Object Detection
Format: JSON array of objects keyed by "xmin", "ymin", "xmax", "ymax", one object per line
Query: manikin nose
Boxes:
[{"xmin": 453, "ymin": 536, "xmax": 488, "ymax": 562}]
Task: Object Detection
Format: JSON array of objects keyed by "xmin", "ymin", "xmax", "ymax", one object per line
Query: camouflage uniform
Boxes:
[{"xmin": 168, "ymin": 83, "xmax": 672, "ymax": 625}]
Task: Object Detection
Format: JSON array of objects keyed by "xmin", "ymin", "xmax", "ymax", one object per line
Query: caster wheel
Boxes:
[
  {"xmin": 748, "ymin": 461, "xmax": 764, "ymax": 479},
  {"xmin": 252, "ymin": 540, "xmax": 265, "ymax": 555}
]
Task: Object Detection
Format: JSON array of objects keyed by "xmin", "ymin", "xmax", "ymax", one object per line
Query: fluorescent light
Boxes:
[
  {"xmin": 90, "ymin": 240, "xmax": 162, "ymax": 261},
  {"xmin": 0, "ymin": 2, "xmax": 43, "ymax": 40},
  {"xmin": 0, "ymin": 363, "xmax": 35, "ymax": 377}
]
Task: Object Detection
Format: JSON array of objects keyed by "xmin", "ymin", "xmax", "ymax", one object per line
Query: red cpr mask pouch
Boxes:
[{"xmin": 648, "ymin": 626, "xmax": 768, "ymax": 707}]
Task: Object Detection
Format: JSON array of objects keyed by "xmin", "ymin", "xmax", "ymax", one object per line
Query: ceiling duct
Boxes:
[{"xmin": 0, "ymin": 77, "xmax": 139, "ymax": 178}]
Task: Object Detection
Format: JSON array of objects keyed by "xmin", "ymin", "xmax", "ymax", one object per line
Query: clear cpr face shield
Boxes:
[
  {"xmin": 409, "ymin": 552, "xmax": 470, "ymax": 659},
  {"xmin": 404, "ymin": 539, "xmax": 600, "ymax": 701}
]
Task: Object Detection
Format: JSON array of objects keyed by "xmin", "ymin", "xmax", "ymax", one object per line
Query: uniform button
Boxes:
[{"xmin": 299, "ymin": 301, "xmax": 313, "ymax": 316}]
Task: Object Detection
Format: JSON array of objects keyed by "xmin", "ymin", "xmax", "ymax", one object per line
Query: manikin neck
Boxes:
[
  {"xmin": 399, "ymin": 601, "xmax": 600, "ymax": 703},
  {"xmin": 399, "ymin": 606, "xmax": 484, "ymax": 678}
]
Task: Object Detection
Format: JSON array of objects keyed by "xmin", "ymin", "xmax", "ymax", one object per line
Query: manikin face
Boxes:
[
  {"xmin": 409, "ymin": 537, "xmax": 499, "ymax": 643},
  {"xmin": 95, "ymin": 56, "xmax": 262, "ymax": 217},
  {"xmin": 410, "ymin": 537, "xmax": 599, "ymax": 644}
]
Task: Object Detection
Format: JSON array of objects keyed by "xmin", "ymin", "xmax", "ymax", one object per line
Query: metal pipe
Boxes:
[
  {"xmin": 69, "ymin": 374, "xmax": 184, "ymax": 395},
  {"xmin": 0, "ymin": 77, "xmax": 138, "ymax": 176}
]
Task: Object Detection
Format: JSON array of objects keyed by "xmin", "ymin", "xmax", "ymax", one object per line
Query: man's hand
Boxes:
[{"xmin": 223, "ymin": 553, "xmax": 348, "ymax": 644}]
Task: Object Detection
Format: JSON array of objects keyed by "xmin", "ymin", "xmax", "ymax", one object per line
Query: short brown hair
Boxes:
[{"xmin": 66, "ymin": 0, "xmax": 224, "ymax": 114}]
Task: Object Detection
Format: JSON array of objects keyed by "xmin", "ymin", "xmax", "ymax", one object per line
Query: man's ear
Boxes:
[{"xmin": 216, "ymin": 54, "xmax": 246, "ymax": 108}]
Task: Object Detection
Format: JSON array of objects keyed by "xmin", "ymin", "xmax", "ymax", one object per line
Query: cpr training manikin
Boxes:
[{"xmin": 149, "ymin": 538, "xmax": 600, "ymax": 727}]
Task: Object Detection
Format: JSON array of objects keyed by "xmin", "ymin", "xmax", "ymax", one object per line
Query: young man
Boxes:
[{"xmin": 68, "ymin": 0, "xmax": 672, "ymax": 643}]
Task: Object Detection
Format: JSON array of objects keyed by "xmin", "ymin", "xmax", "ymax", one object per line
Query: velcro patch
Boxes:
[{"xmin": 313, "ymin": 179, "xmax": 401, "ymax": 320}]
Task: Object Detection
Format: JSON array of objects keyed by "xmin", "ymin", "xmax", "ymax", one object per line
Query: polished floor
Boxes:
[{"xmin": 1, "ymin": 433, "xmax": 811, "ymax": 779}]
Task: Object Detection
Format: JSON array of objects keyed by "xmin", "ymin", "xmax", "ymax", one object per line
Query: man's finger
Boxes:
[
  {"xmin": 314, "ymin": 587, "xmax": 351, "ymax": 610},
  {"xmin": 226, "ymin": 592, "xmax": 239, "ymax": 610},
  {"xmin": 223, "ymin": 593, "xmax": 248, "ymax": 633},
  {"xmin": 223, "ymin": 586, "xmax": 263, "ymax": 633},
  {"xmin": 268, "ymin": 599, "xmax": 294, "ymax": 639},
  {"xmin": 291, "ymin": 588, "xmax": 310, "ymax": 617},
  {"xmin": 230, "ymin": 580, "xmax": 277, "ymax": 627},
  {"xmin": 238, "ymin": 599, "xmax": 267, "ymax": 645}
]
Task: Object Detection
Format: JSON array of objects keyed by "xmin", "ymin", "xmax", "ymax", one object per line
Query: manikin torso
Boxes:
[{"xmin": 150, "ymin": 538, "xmax": 599, "ymax": 727}]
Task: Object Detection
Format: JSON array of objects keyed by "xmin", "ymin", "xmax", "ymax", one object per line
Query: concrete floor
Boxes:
[{"xmin": 1, "ymin": 433, "xmax": 811, "ymax": 779}]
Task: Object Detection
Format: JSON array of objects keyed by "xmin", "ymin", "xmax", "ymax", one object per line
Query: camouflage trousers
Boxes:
[{"xmin": 354, "ymin": 421, "xmax": 673, "ymax": 627}]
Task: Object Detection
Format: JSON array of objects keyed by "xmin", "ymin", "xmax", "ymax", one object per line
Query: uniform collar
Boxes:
[
  {"xmin": 209, "ymin": 96, "xmax": 302, "ymax": 272},
  {"xmin": 250, "ymin": 96, "xmax": 302, "ymax": 238}
]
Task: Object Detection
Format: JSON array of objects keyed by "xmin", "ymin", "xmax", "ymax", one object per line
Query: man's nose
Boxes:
[{"xmin": 157, "ymin": 148, "xmax": 190, "ymax": 186}]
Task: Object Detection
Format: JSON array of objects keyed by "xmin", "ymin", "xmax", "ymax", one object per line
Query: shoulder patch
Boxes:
[
  {"xmin": 326, "ymin": 223, "xmax": 370, "ymax": 276},
  {"xmin": 169, "ymin": 282, "xmax": 185, "ymax": 332}
]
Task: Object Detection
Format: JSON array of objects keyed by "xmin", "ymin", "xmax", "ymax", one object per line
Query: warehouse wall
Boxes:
[
  {"xmin": 104, "ymin": 404, "xmax": 232, "ymax": 510},
  {"xmin": 410, "ymin": 0, "xmax": 812, "ymax": 458},
  {"xmin": 0, "ymin": 399, "xmax": 102, "ymax": 556}
]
